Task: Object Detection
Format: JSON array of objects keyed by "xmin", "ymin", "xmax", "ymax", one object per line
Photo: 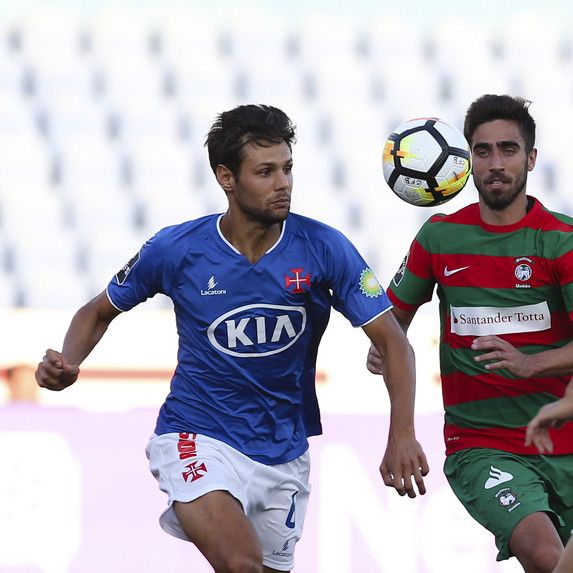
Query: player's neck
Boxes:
[
  {"xmin": 479, "ymin": 192, "xmax": 530, "ymax": 226},
  {"xmin": 220, "ymin": 213, "xmax": 283, "ymax": 264}
]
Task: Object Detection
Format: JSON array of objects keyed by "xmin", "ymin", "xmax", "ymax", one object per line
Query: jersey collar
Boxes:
[{"xmin": 216, "ymin": 214, "xmax": 287, "ymax": 255}]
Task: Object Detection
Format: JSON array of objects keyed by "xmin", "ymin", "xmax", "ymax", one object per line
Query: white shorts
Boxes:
[{"xmin": 146, "ymin": 432, "xmax": 311, "ymax": 571}]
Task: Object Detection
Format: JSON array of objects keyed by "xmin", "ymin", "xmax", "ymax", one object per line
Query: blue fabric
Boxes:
[{"xmin": 107, "ymin": 213, "xmax": 391, "ymax": 464}]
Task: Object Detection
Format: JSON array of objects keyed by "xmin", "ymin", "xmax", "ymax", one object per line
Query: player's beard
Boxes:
[
  {"xmin": 232, "ymin": 176, "xmax": 292, "ymax": 226},
  {"xmin": 475, "ymin": 159, "xmax": 528, "ymax": 211},
  {"xmin": 257, "ymin": 208, "xmax": 289, "ymax": 225},
  {"xmin": 242, "ymin": 198, "xmax": 291, "ymax": 226}
]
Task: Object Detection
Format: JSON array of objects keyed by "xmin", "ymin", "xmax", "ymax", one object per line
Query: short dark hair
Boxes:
[
  {"xmin": 463, "ymin": 94, "xmax": 536, "ymax": 153},
  {"xmin": 205, "ymin": 104, "xmax": 296, "ymax": 178}
]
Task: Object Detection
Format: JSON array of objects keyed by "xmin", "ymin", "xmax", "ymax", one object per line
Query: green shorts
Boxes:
[{"xmin": 444, "ymin": 448, "xmax": 573, "ymax": 561}]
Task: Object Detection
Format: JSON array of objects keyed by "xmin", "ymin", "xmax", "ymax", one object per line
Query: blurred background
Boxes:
[{"xmin": 1, "ymin": 0, "xmax": 572, "ymax": 571}]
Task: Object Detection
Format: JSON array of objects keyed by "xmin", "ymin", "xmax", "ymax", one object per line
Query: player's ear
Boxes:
[
  {"xmin": 216, "ymin": 164, "xmax": 235, "ymax": 193},
  {"xmin": 527, "ymin": 148, "xmax": 537, "ymax": 172}
]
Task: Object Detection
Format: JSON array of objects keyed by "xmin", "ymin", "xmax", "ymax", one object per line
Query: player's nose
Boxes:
[
  {"xmin": 488, "ymin": 149, "xmax": 505, "ymax": 170},
  {"xmin": 275, "ymin": 170, "xmax": 291, "ymax": 190}
]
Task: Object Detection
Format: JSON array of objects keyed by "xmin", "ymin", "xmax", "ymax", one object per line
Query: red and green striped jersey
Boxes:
[{"xmin": 388, "ymin": 197, "xmax": 573, "ymax": 456}]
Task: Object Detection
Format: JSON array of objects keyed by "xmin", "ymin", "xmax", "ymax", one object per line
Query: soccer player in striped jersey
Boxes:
[
  {"xmin": 35, "ymin": 104, "xmax": 428, "ymax": 573},
  {"xmin": 367, "ymin": 94, "xmax": 573, "ymax": 572}
]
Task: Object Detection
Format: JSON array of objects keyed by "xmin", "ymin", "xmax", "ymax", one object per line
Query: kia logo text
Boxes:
[{"xmin": 207, "ymin": 304, "xmax": 306, "ymax": 358}]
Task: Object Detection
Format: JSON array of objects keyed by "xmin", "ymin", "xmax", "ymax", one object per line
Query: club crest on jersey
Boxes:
[
  {"xmin": 115, "ymin": 252, "xmax": 140, "ymax": 284},
  {"xmin": 285, "ymin": 268, "xmax": 311, "ymax": 294},
  {"xmin": 514, "ymin": 257, "xmax": 532, "ymax": 288},
  {"xmin": 208, "ymin": 303, "xmax": 306, "ymax": 358},
  {"xmin": 359, "ymin": 268, "xmax": 382, "ymax": 298}
]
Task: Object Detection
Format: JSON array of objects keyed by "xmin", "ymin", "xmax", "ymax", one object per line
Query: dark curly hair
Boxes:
[
  {"xmin": 205, "ymin": 104, "xmax": 296, "ymax": 179},
  {"xmin": 464, "ymin": 94, "xmax": 536, "ymax": 153}
]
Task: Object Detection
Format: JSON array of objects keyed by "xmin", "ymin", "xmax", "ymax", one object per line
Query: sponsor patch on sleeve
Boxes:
[
  {"xmin": 359, "ymin": 268, "xmax": 382, "ymax": 298},
  {"xmin": 115, "ymin": 252, "xmax": 140, "ymax": 285}
]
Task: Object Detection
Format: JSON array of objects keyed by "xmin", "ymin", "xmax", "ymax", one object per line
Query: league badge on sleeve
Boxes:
[
  {"xmin": 392, "ymin": 253, "xmax": 409, "ymax": 287},
  {"xmin": 116, "ymin": 252, "xmax": 141, "ymax": 284}
]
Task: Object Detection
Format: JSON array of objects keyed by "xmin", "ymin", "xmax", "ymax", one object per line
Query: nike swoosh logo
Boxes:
[
  {"xmin": 285, "ymin": 492, "xmax": 297, "ymax": 529},
  {"xmin": 444, "ymin": 265, "xmax": 469, "ymax": 277}
]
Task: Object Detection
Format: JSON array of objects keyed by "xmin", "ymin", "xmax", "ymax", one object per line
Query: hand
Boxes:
[
  {"xmin": 471, "ymin": 335, "xmax": 535, "ymax": 377},
  {"xmin": 525, "ymin": 398, "xmax": 573, "ymax": 453},
  {"xmin": 366, "ymin": 343, "xmax": 385, "ymax": 376},
  {"xmin": 35, "ymin": 349, "xmax": 80, "ymax": 391},
  {"xmin": 379, "ymin": 436, "xmax": 429, "ymax": 498}
]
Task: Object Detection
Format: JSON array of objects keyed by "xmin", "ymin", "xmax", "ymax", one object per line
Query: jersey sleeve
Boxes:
[
  {"xmin": 553, "ymin": 237, "xmax": 573, "ymax": 323},
  {"xmin": 321, "ymin": 228, "xmax": 392, "ymax": 327},
  {"xmin": 106, "ymin": 231, "xmax": 177, "ymax": 311},
  {"xmin": 387, "ymin": 218, "xmax": 436, "ymax": 311}
]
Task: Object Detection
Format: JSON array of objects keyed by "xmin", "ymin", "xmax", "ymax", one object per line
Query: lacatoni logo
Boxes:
[
  {"xmin": 201, "ymin": 275, "xmax": 227, "ymax": 296},
  {"xmin": 208, "ymin": 304, "xmax": 306, "ymax": 358},
  {"xmin": 272, "ymin": 539, "xmax": 293, "ymax": 558},
  {"xmin": 450, "ymin": 301, "xmax": 550, "ymax": 336}
]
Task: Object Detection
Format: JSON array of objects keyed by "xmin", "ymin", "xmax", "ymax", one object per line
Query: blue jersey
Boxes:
[{"xmin": 107, "ymin": 213, "xmax": 392, "ymax": 464}]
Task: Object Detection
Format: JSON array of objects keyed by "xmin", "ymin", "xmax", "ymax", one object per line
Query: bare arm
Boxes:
[
  {"xmin": 525, "ymin": 377, "xmax": 573, "ymax": 453},
  {"xmin": 35, "ymin": 291, "xmax": 122, "ymax": 391},
  {"xmin": 554, "ymin": 538, "xmax": 573, "ymax": 573},
  {"xmin": 362, "ymin": 307, "xmax": 428, "ymax": 498},
  {"xmin": 472, "ymin": 336, "xmax": 573, "ymax": 378},
  {"xmin": 366, "ymin": 306, "xmax": 415, "ymax": 374}
]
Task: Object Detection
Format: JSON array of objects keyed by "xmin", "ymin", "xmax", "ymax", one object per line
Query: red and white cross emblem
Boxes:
[
  {"xmin": 285, "ymin": 268, "xmax": 311, "ymax": 294},
  {"xmin": 182, "ymin": 461, "xmax": 208, "ymax": 483}
]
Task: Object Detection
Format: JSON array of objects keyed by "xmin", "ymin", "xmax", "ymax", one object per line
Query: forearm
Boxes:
[
  {"xmin": 382, "ymin": 339, "xmax": 417, "ymax": 436},
  {"xmin": 363, "ymin": 312, "xmax": 417, "ymax": 435},
  {"xmin": 364, "ymin": 312, "xmax": 428, "ymax": 496},
  {"xmin": 555, "ymin": 539, "xmax": 573, "ymax": 573},
  {"xmin": 528, "ymin": 342, "xmax": 573, "ymax": 378},
  {"xmin": 555, "ymin": 377, "xmax": 573, "ymax": 415},
  {"xmin": 61, "ymin": 295, "xmax": 119, "ymax": 365}
]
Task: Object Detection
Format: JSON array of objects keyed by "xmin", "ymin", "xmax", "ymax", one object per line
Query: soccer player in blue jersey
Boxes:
[{"xmin": 35, "ymin": 104, "xmax": 428, "ymax": 572}]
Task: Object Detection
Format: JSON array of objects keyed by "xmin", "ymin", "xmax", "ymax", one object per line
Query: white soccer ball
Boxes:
[{"xmin": 382, "ymin": 117, "xmax": 471, "ymax": 207}]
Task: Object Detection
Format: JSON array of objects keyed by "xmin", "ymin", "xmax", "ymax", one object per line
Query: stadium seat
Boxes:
[
  {"xmin": 0, "ymin": 4, "xmax": 569, "ymax": 309},
  {"xmin": 0, "ymin": 269, "xmax": 17, "ymax": 308}
]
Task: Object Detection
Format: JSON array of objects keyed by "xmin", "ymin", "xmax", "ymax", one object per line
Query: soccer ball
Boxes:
[{"xmin": 382, "ymin": 117, "xmax": 471, "ymax": 207}]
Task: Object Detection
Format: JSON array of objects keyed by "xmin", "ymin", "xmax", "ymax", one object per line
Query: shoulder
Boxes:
[
  {"xmin": 149, "ymin": 214, "xmax": 216, "ymax": 247},
  {"xmin": 143, "ymin": 214, "xmax": 218, "ymax": 260},
  {"xmin": 530, "ymin": 198, "xmax": 573, "ymax": 259},
  {"xmin": 416, "ymin": 202, "xmax": 479, "ymax": 240},
  {"xmin": 154, "ymin": 214, "xmax": 217, "ymax": 241},
  {"xmin": 287, "ymin": 212, "xmax": 351, "ymax": 244},
  {"xmin": 533, "ymin": 198, "xmax": 573, "ymax": 231},
  {"xmin": 425, "ymin": 202, "xmax": 479, "ymax": 226}
]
